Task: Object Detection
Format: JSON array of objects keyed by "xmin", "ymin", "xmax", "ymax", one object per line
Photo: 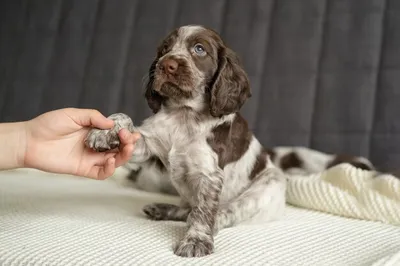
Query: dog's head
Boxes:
[{"xmin": 145, "ymin": 25, "xmax": 251, "ymax": 117}]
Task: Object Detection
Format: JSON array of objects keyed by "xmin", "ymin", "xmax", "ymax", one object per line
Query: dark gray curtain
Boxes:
[{"xmin": 0, "ymin": 0, "xmax": 399, "ymax": 171}]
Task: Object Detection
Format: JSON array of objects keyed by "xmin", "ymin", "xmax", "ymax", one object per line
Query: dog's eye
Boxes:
[{"xmin": 193, "ymin": 44, "xmax": 206, "ymax": 55}]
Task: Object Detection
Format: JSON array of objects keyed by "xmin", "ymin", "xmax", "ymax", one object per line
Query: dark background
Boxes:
[{"xmin": 0, "ymin": 0, "xmax": 399, "ymax": 171}]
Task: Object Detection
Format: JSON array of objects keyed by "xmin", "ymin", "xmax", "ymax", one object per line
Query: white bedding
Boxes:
[
  {"xmin": 286, "ymin": 164, "xmax": 400, "ymax": 226},
  {"xmin": 1, "ymin": 168, "xmax": 400, "ymax": 266}
]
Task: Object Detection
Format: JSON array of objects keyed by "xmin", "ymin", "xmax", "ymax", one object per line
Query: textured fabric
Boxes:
[
  {"xmin": 1, "ymin": 0, "xmax": 400, "ymax": 171},
  {"xmin": 1, "ymin": 168, "xmax": 400, "ymax": 266},
  {"xmin": 373, "ymin": 252, "xmax": 400, "ymax": 266},
  {"xmin": 286, "ymin": 163, "xmax": 400, "ymax": 226}
]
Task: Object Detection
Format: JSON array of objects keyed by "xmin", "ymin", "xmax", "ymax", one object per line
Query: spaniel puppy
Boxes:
[{"xmin": 85, "ymin": 25, "xmax": 286, "ymax": 257}]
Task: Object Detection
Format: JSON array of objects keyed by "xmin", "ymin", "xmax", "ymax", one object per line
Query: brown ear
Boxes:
[
  {"xmin": 209, "ymin": 48, "xmax": 251, "ymax": 117},
  {"xmin": 144, "ymin": 59, "xmax": 165, "ymax": 113}
]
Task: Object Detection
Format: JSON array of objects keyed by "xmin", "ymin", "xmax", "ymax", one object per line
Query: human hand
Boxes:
[{"xmin": 21, "ymin": 108, "xmax": 140, "ymax": 179}]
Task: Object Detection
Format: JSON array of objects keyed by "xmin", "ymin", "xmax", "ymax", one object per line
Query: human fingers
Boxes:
[
  {"xmin": 118, "ymin": 129, "xmax": 141, "ymax": 145},
  {"xmin": 64, "ymin": 108, "xmax": 114, "ymax": 129},
  {"xmin": 114, "ymin": 144, "xmax": 134, "ymax": 167},
  {"xmin": 87, "ymin": 157, "xmax": 116, "ymax": 180},
  {"xmin": 114, "ymin": 129, "xmax": 139, "ymax": 167}
]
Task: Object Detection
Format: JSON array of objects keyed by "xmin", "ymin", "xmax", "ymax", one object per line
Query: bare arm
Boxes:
[
  {"xmin": 0, "ymin": 122, "xmax": 26, "ymax": 170},
  {"xmin": 0, "ymin": 109, "xmax": 139, "ymax": 178}
]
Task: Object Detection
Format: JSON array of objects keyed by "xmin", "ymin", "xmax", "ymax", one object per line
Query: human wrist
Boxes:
[{"xmin": 0, "ymin": 121, "xmax": 28, "ymax": 170}]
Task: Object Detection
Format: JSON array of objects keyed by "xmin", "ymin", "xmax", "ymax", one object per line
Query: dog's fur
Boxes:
[
  {"xmin": 85, "ymin": 25, "xmax": 286, "ymax": 257},
  {"xmin": 267, "ymin": 146, "xmax": 374, "ymax": 175},
  {"xmin": 128, "ymin": 145, "xmax": 375, "ymax": 196}
]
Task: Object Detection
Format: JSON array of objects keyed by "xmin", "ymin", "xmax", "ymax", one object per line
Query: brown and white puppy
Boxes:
[{"xmin": 85, "ymin": 25, "xmax": 286, "ymax": 257}]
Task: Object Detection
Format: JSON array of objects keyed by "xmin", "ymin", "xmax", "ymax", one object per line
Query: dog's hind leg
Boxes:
[{"xmin": 215, "ymin": 166, "xmax": 286, "ymax": 232}]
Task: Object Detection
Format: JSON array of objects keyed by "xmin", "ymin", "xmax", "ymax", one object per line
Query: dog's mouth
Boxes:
[
  {"xmin": 158, "ymin": 82, "xmax": 192, "ymax": 99},
  {"xmin": 153, "ymin": 71, "xmax": 194, "ymax": 98}
]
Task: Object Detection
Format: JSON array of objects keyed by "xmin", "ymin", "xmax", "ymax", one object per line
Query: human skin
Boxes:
[{"xmin": 0, "ymin": 108, "xmax": 140, "ymax": 179}]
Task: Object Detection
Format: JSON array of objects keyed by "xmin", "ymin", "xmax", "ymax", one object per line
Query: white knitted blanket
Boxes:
[
  {"xmin": 286, "ymin": 163, "xmax": 400, "ymax": 226},
  {"xmin": 1, "ymin": 167, "xmax": 400, "ymax": 265}
]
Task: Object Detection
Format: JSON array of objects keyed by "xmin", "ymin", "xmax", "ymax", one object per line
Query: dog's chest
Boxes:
[
  {"xmin": 149, "ymin": 111, "xmax": 209, "ymax": 145},
  {"xmin": 142, "ymin": 111, "xmax": 211, "ymax": 166}
]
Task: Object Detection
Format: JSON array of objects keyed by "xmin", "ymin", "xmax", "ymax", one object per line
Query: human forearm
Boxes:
[{"xmin": 0, "ymin": 122, "xmax": 27, "ymax": 170}]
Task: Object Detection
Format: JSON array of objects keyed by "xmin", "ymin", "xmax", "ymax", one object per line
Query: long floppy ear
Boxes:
[
  {"xmin": 209, "ymin": 48, "xmax": 251, "ymax": 117},
  {"xmin": 144, "ymin": 59, "xmax": 165, "ymax": 113}
]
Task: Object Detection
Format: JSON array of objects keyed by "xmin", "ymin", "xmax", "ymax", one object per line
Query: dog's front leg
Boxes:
[{"xmin": 173, "ymin": 168, "xmax": 223, "ymax": 257}]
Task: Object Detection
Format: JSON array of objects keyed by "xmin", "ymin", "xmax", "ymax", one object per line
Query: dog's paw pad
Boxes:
[
  {"xmin": 142, "ymin": 204, "xmax": 166, "ymax": 220},
  {"xmin": 85, "ymin": 129, "xmax": 120, "ymax": 152}
]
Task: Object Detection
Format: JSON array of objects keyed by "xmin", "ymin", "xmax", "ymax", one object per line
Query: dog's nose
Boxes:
[{"xmin": 161, "ymin": 59, "xmax": 178, "ymax": 74}]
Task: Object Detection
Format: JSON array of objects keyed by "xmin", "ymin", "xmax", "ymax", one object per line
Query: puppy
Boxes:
[{"xmin": 85, "ymin": 25, "xmax": 286, "ymax": 257}]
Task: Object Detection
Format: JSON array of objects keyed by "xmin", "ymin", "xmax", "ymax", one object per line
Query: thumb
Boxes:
[{"xmin": 65, "ymin": 108, "xmax": 114, "ymax": 129}]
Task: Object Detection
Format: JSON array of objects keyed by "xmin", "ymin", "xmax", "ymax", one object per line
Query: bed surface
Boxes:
[{"xmin": 1, "ymin": 168, "xmax": 399, "ymax": 266}]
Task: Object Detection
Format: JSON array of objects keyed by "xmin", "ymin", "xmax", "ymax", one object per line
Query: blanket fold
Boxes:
[{"xmin": 286, "ymin": 163, "xmax": 400, "ymax": 226}]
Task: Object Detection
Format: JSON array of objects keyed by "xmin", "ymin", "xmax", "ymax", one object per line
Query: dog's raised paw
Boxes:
[{"xmin": 85, "ymin": 128, "xmax": 120, "ymax": 152}]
